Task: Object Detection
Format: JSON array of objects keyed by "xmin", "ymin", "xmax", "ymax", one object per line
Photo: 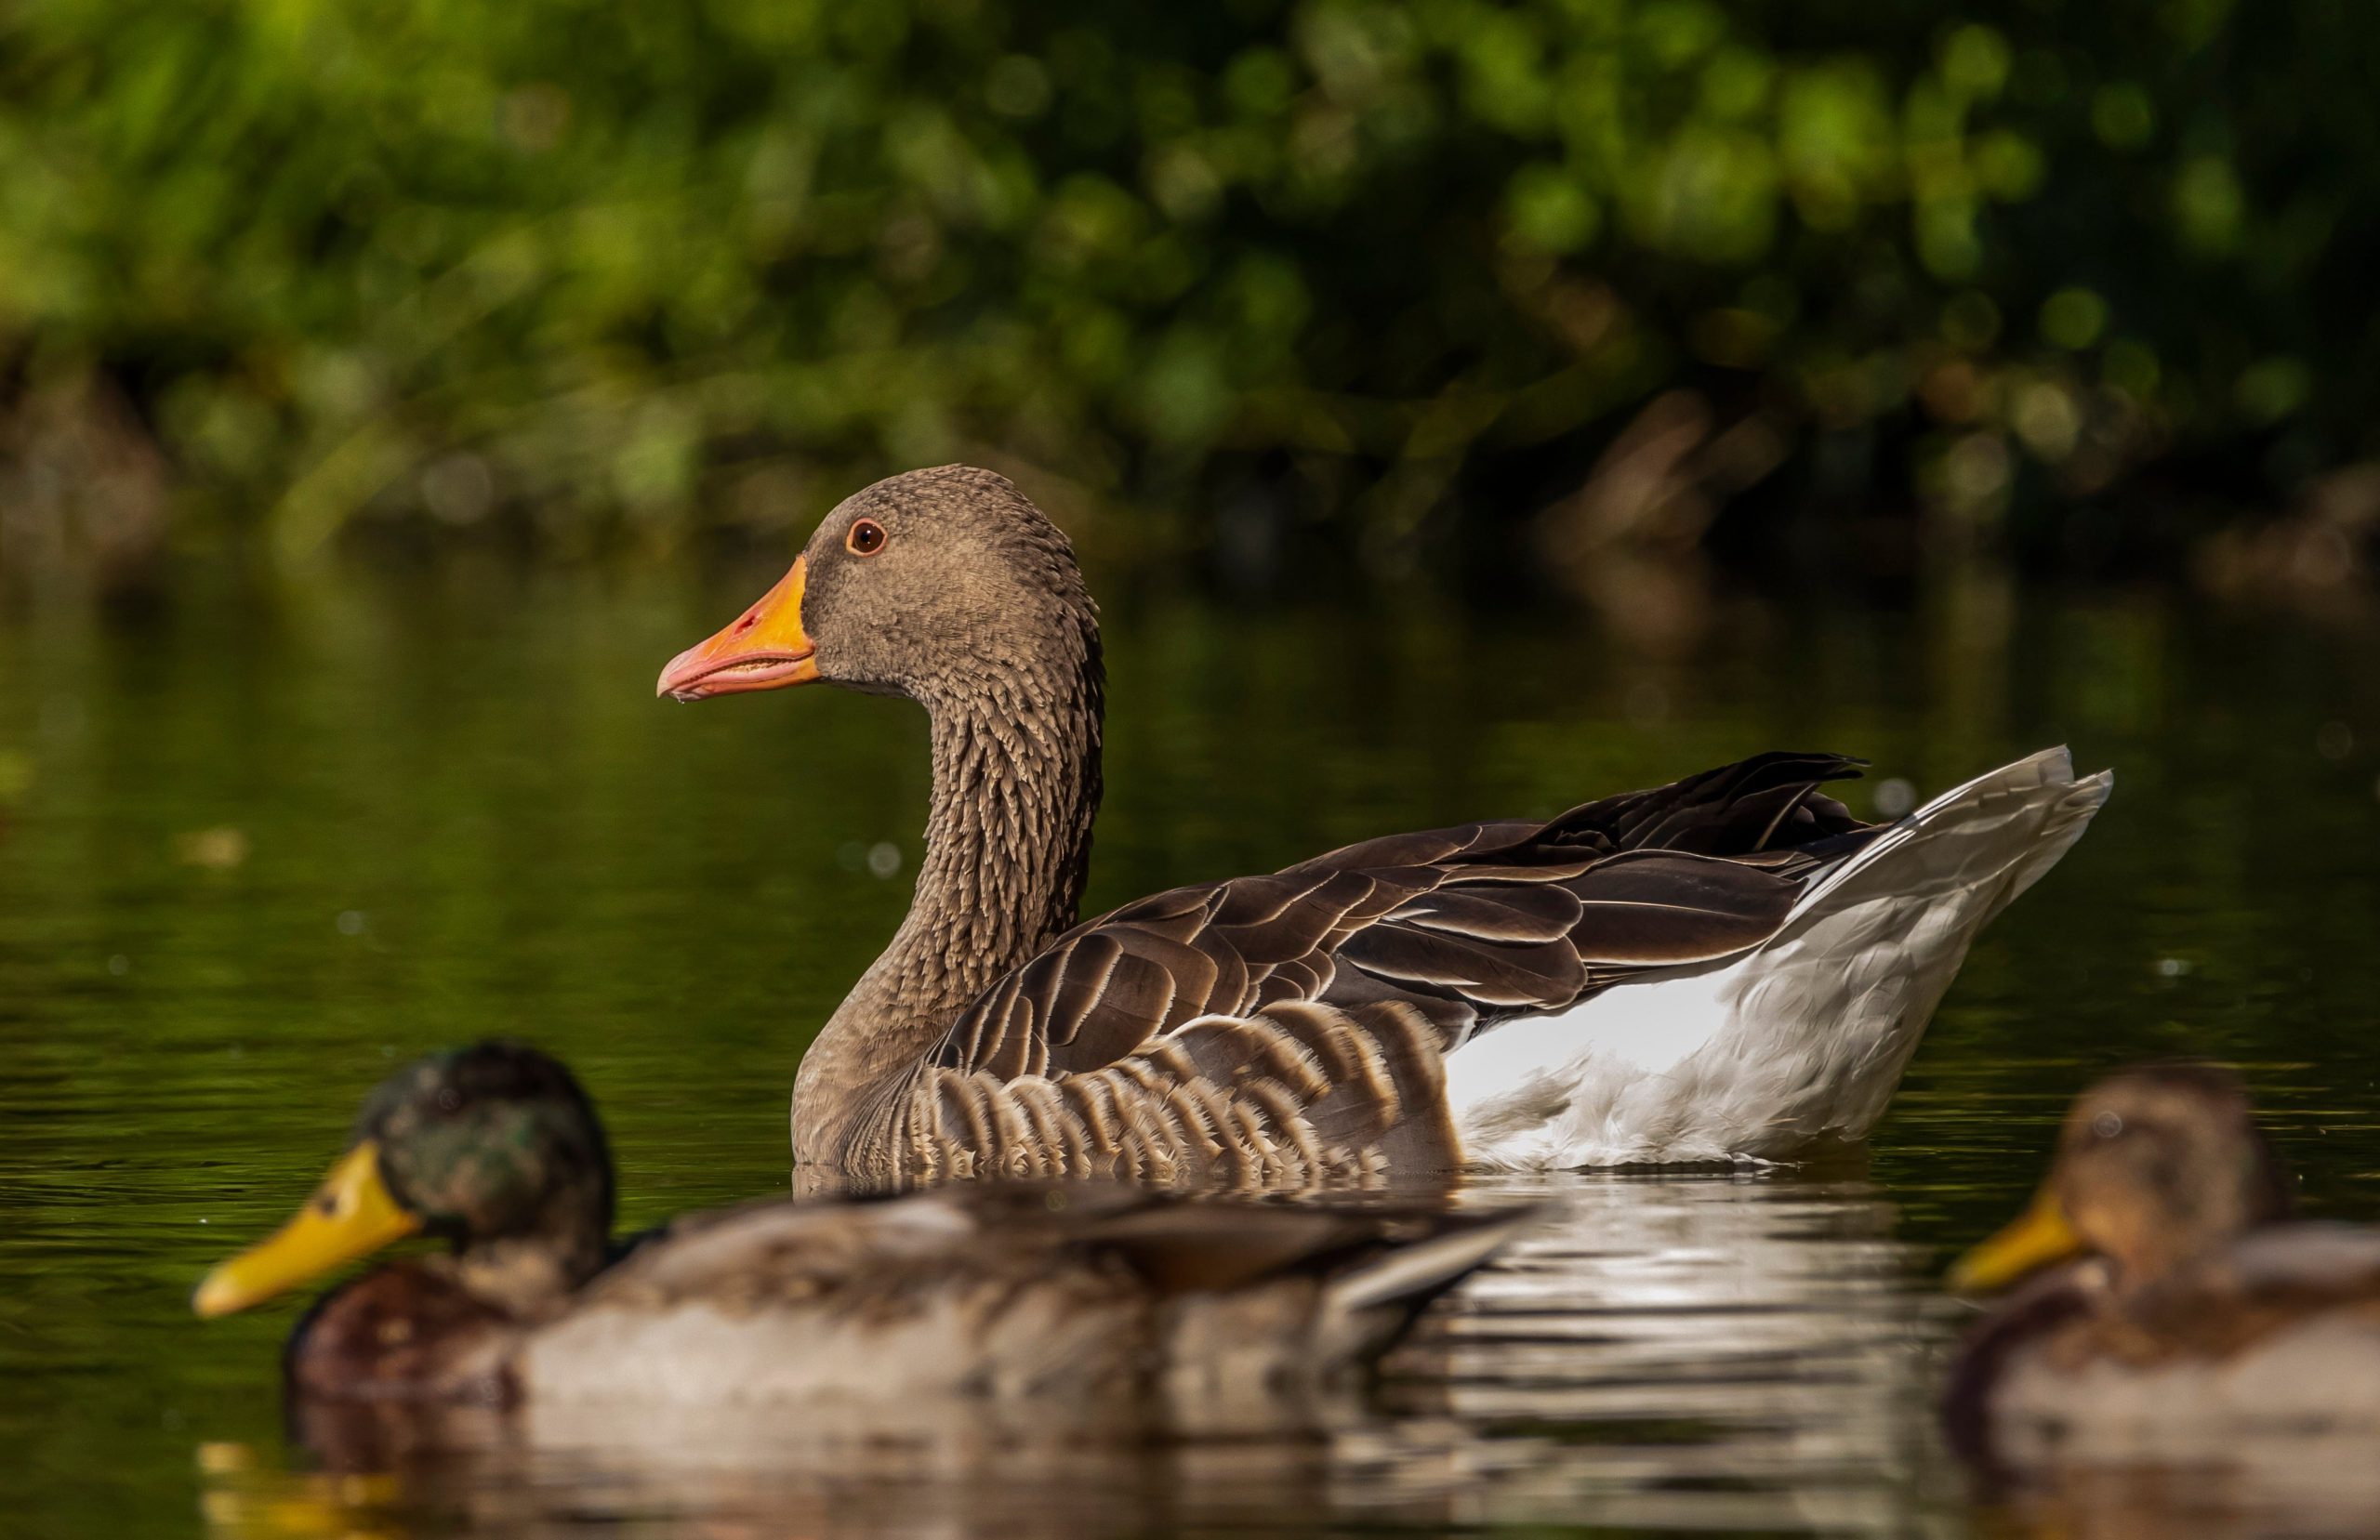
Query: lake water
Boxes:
[{"xmin": 4, "ymin": 552, "xmax": 2377, "ymax": 1538}]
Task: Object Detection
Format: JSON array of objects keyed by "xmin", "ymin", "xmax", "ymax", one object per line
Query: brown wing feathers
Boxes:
[
  {"xmin": 1534, "ymin": 750, "xmax": 1870, "ymax": 856},
  {"xmin": 895, "ymin": 753, "xmax": 1871, "ymax": 1187}
]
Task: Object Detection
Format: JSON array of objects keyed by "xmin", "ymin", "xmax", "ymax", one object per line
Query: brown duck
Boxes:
[
  {"xmin": 1944, "ymin": 1064, "xmax": 2380, "ymax": 1467},
  {"xmin": 194, "ymin": 1042, "xmax": 1537, "ymax": 1425},
  {"xmin": 658, "ymin": 466, "xmax": 2111, "ymax": 1191}
]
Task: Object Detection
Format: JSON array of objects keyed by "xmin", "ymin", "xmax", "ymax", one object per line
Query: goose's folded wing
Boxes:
[
  {"xmin": 1538, "ymin": 749, "xmax": 1871, "ymax": 859},
  {"xmin": 932, "ymin": 866, "xmax": 1421, "ymax": 1079},
  {"xmin": 929, "ymin": 751, "xmax": 1872, "ymax": 1086},
  {"xmin": 1284, "ymin": 750, "xmax": 1870, "ymax": 873}
]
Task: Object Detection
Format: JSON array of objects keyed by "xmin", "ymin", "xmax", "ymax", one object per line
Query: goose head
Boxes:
[
  {"xmin": 656, "ymin": 465, "xmax": 1097, "ymax": 714},
  {"xmin": 1950, "ymin": 1064, "xmax": 2293, "ymax": 1296},
  {"xmin": 194, "ymin": 1043, "xmax": 614, "ymax": 1318}
]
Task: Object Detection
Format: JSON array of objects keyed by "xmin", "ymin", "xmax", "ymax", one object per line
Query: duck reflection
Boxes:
[{"xmin": 1389, "ymin": 1169, "xmax": 1957, "ymax": 1534}]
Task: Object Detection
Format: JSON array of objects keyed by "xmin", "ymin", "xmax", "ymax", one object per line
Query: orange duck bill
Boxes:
[{"xmin": 656, "ymin": 558, "xmax": 822, "ymax": 701}]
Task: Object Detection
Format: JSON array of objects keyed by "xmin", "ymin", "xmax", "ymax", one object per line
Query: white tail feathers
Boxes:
[
  {"xmin": 1786, "ymin": 745, "xmax": 2113, "ymax": 932},
  {"xmin": 1703, "ymin": 744, "xmax": 2113, "ymax": 1151}
]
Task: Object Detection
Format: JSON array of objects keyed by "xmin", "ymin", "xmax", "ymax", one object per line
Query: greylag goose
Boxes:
[
  {"xmin": 1942, "ymin": 1065, "xmax": 2380, "ymax": 1468},
  {"xmin": 657, "ymin": 466, "xmax": 2110, "ymax": 1190},
  {"xmin": 194, "ymin": 1042, "xmax": 1534, "ymax": 1420}
]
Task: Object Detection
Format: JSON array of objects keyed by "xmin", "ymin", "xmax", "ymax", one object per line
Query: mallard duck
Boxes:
[
  {"xmin": 1942, "ymin": 1064, "xmax": 2380, "ymax": 1467},
  {"xmin": 192, "ymin": 1042, "xmax": 1539, "ymax": 1419},
  {"xmin": 658, "ymin": 466, "xmax": 2110, "ymax": 1188}
]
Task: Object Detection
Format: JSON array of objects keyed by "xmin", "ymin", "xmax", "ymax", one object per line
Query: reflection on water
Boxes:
[
  {"xmin": 1419, "ymin": 1174, "xmax": 1951, "ymax": 1535},
  {"xmin": 5, "ymin": 554, "xmax": 2380, "ymax": 1536}
]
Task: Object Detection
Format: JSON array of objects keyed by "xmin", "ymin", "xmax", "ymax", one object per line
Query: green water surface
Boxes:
[{"xmin": 3, "ymin": 556, "xmax": 2376, "ymax": 1537}]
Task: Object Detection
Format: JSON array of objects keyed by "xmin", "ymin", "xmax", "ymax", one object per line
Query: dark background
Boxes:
[{"xmin": 5, "ymin": 0, "xmax": 2377, "ymax": 615}]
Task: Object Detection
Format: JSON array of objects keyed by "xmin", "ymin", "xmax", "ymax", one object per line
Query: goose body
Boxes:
[
  {"xmin": 1945, "ymin": 1067, "xmax": 2380, "ymax": 1468},
  {"xmin": 196, "ymin": 1045, "xmax": 1534, "ymax": 1426},
  {"xmin": 657, "ymin": 466, "xmax": 2109, "ymax": 1190}
]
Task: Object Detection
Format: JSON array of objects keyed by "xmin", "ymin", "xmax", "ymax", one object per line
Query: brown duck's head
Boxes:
[
  {"xmin": 656, "ymin": 465, "xmax": 1099, "ymax": 712},
  {"xmin": 1950, "ymin": 1064, "xmax": 2294, "ymax": 1296},
  {"xmin": 194, "ymin": 1043, "xmax": 614, "ymax": 1319}
]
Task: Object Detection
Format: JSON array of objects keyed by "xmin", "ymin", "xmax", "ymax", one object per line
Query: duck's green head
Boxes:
[
  {"xmin": 194, "ymin": 1043, "xmax": 613, "ymax": 1318},
  {"xmin": 1950, "ymin": 1063, "xmax": 2293, "ymax": 1294}
]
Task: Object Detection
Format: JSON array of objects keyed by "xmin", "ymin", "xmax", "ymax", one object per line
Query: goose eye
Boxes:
[{"xmin": 847, "ymin": 519, "xmax": 888, "ymax": 557}]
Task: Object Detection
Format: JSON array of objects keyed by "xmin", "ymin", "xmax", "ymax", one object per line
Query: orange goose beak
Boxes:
[{"xmin": 656, "ymin": 557, "xmax": 823, "ymax": 701}]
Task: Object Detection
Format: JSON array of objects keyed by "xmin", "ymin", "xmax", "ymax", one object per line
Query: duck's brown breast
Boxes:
[{"xmin": 285, "ymin": 1260, "xmax": 520, "ymax": 1403}]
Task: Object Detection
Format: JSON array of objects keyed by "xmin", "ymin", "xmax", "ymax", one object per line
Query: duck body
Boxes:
[
  {"xmin": 657, "ymin": 467, "xmax": 2109, "ymax": 1189},
  {"xmin": 507, "ymin": 1186, "xmax": 1518, "ymax": 1415},
  {"xmin": 289, "ymin": 1186, "xmax": 1526, "ymax": 1415},
  {"xmin": 285, "ymin": 1260, "xmax": 520, "ymax": 1402},
  {"xmin": 1952, "ymin": 1228, "xmax": 2380, "ymax": 1465},
  {"xmin": 206, "ymin": 1046, "xmax": 1534, "ymax": 1426},
  {"xmin": 1944, "ymin": 1066, "xmax": 2380, "ymax": 1469}
]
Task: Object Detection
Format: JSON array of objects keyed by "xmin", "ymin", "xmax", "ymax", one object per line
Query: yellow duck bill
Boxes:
[
  {"xmin": 1948, "ymin": 1188, "xmax": 2083, "ymax": 1294},
  {"xmin": 193, "ymin": 1141, "xmax": 423, "ymax": 1318}
]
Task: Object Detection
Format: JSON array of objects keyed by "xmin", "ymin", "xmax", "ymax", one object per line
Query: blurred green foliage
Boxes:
[{"xmin": 1, "ymin": 0, "xmax": 2375, "ymax": 555}]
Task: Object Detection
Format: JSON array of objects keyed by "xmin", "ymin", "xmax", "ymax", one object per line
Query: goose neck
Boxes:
[{"xmin": 794, "ymin": 659, "xmax": 1102, "ymax": 1165}]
